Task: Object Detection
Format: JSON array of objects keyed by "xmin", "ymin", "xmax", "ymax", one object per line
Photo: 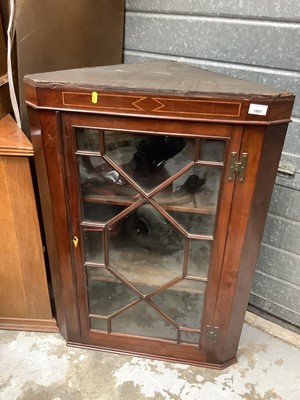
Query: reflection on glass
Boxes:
[
  {"xmin": 111, "ymin": 301, "xmax": 178, "ymax": 340},
  {"xmin": 83, "ymin": 202, "xmax": 125, "ymax": 224},
  {"xmin": 88, "ymin": 279, "xmax": 138, "ymax": 316},
  {"xmin": 87, "ymin": 266, "xmax": 118, "ymax": 281},
  {"xmin": 180, "ymin": 331, "xmax": 200, "ymax": 345},
  {"xmin": 108, "ymin": 204, "xmax": 185, "ymax": 294},
  {"xmin": 199, "ymin": 139, "xmax": 226, "ymax": 162},
  {"xmin": 83, "ymin": 228, "xmax": 103, "ymax": 264},
  {"xmin": 168, "ymin": 211, "xmax": 215, "ymax": 236},
  {"xmin": 188, "ymin": 240, "xmax": 211, "ymax": 277},
  {"xmin": 79, "ymin": 155, "xmax": 140, "ymax": 207},
  {"xmin": 90, "ymin": 318, "xmax": 107, "ymax": 331},
  {"xmin": 153, "ymin": 166, "xmax": 222, "ymax": 213},
  {"xmin": 76, "ymin": 128, "xmax": 101, "ymax": 152},
  {"xmin": 153, "ymin": 168, "xmax": 205, "ymax": 208},
  {"xmin": 152, "ymin": 280, "xmax": 206, "ymax": 329},
  {"xmin": 104, "ymin": 130, "xmax": 137, "ymax": 165},
  {"xmin": 104, "ymin": 131, "xmax": 193, "ymax": 193}
]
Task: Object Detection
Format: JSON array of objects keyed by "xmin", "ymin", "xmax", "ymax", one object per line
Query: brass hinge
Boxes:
[
  {"xmin": 205, "ymin": 325, "xmax": 219, "ymax": 343},
  {"xmin": 228, "ymin": 152, "xmax": 248, "ymax": 182}
]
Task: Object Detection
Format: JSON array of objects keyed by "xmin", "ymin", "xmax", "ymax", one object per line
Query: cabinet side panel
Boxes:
[
  {"xmin": 0, "ymin": 153, "xmax": 54, "ymax": 326},
  {"xmin": 0, "ymin": 157, "xmax": 28, "ymax": 317},
  {"xmin": 210, "ymin": 126, "xmax": 264, "ymax": 363},
  {"xmin": 4, "ymin": 156, "xmax": 53, "ymax": 319},
  {"xmin": 28, "ymin": 108, "xmax": 67, "ymax": 337},
  {"xmin": 223, "ymin": 124, "xmax": 288, "ymax": 361},
  {"xmin": 199, "ymin": 125, "xmax": 243, "ymax": 350},
  {"xmin": 212, "ymin": 124, "xmax": 287, "ymax": 363},
  {"xmin": 38, "ymin": 110, "xmax": 82, "ymax": 341}
]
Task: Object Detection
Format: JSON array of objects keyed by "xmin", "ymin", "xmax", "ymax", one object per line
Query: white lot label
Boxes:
[{"xmin": 248, "ymin": 103, "xmax": 268, "ymax": 116}]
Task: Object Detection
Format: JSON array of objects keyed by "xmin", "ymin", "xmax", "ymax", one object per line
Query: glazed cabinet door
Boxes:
[{"xmin": 61, "ymin": 112, "xmax": 243, "ymax": 365}]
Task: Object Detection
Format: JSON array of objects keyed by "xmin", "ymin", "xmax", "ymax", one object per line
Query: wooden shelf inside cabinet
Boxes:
[
  {"xmin": 83, "ymin": 193, "xmax": 217, "ymax": 215},
  {"xmin": 25, "ymin": 60, "xmax": 295, "ymax": 368},
  {"xmin": 88, "ymin": 274, "xmax": 207, "ymax": 295},
  {"xmin": 85, "ymin": 242, "xmax": 209, "ymax": 294}
]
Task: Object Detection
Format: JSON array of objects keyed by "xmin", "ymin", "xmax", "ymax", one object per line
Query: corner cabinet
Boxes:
[{"xmin": 24, "ymin": 61, "xmax": 294, "ymax": 368}]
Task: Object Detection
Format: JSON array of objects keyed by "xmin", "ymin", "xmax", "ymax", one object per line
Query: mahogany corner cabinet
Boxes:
[{"xmin": 24, "ymin": 61, "xmax": 294, "ymax": 369}]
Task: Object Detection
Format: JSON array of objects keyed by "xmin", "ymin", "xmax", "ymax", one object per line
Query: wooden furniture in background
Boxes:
[
  {"xmin": 0, "ymin": 0, "xmax": 124, "ymax": 132},
  {"xmin": 0, "ymin": 114, "xmax": 57, "ymax": 331},
  {"xmin": 0, "ymin": 11, "xmax": 11, "ymax": 119},
  {"xmin": 25, "ymin": 61, "xmax": 294, "ymax": 367}
]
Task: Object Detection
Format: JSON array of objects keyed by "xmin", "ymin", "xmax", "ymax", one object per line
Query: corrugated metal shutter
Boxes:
[{"xmin": 124, "ymin": 0, "xmax": 300, "ymax": 328}]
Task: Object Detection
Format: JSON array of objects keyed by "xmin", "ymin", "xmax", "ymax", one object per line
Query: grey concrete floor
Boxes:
[{"xmin": 1, "ymin": 314, "xmax": 300, "ymax": 400}]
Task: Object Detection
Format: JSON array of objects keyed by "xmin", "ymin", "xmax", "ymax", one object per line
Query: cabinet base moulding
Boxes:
[
  {"xmin": 67, "ymin": 341, "xmax": 237, "ymax": 370},
  {"xmin": 0, "ymin": 317, "xmax": 58, "ymax": 332}
]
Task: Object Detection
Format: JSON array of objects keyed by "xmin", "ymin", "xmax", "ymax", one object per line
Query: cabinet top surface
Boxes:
[{"xmin": 24, "ymin": 61, "xmax": 293, "ymax": 99}]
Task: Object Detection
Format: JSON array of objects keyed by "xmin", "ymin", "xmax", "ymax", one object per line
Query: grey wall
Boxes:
[{"xmin": 124, "ymin": 0, "xmax": 300, "ymax": 328}]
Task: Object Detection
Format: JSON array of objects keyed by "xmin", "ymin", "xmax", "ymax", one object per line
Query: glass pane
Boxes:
[
  {"xmin": 79, "ymin": 155, "xmax": 141, "ymax": 208},
  {"xmin": 88, "ymin": 279, "xmax": 138, "ymax": 316},
  {"xmin": 75, "ymin": 128, "xmax": 101, "ymax": 152},
  {"xmin": 104, "ymin": 131, "xmax": 193, "ymax": 194},
  {"xmin": 152, "ymin": 280, "xmax": 206, "ymax": 329},
  {"xmin": 90, "ymin": 318, "xmax": 107, "ymax": 331},
  {"xmin": 111, "ymin": 301, "xmax": 178, "ymax": 340},
  {"xmin": 87, "ymin": 266, "xmax": 118, "ymax": 281},
  {"xmin": 162, "ymin": 137, "xmax": 194, "ymax": 178},
  {"xmin": 153, "ymin": 165, "xmax": 222, "ymax": 212},
  {"xmin": 199, "ymin": 139, "xmax": 226, "ymax": 162},
  {"xmin": 83, "ymin": 202, "xmax": 125, "ymax": 224},
  {"xmin": 188, "ymin": 240, "xmax": 211, "ymax": 277},
  {"xmin": 104, "ymin": 130, "xmax": 136, "ymax": 165},
  {"xmin": 74, "ymin": 130, "xmax": 226, "ymax": 344},
  {"xmin": 168, "ymin": 211, "xmax": 215, "ymax": 236},
  {"xmin": 108, "ymin": 204, "xmax": 185, "ymax": 294},
  {"xmin": 83, "ymin": 228, "xmax": 104, "ymax": 264},
  {"xmin": 180, "ymin": 331, "xmax": 200, "ymax": 345}
]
